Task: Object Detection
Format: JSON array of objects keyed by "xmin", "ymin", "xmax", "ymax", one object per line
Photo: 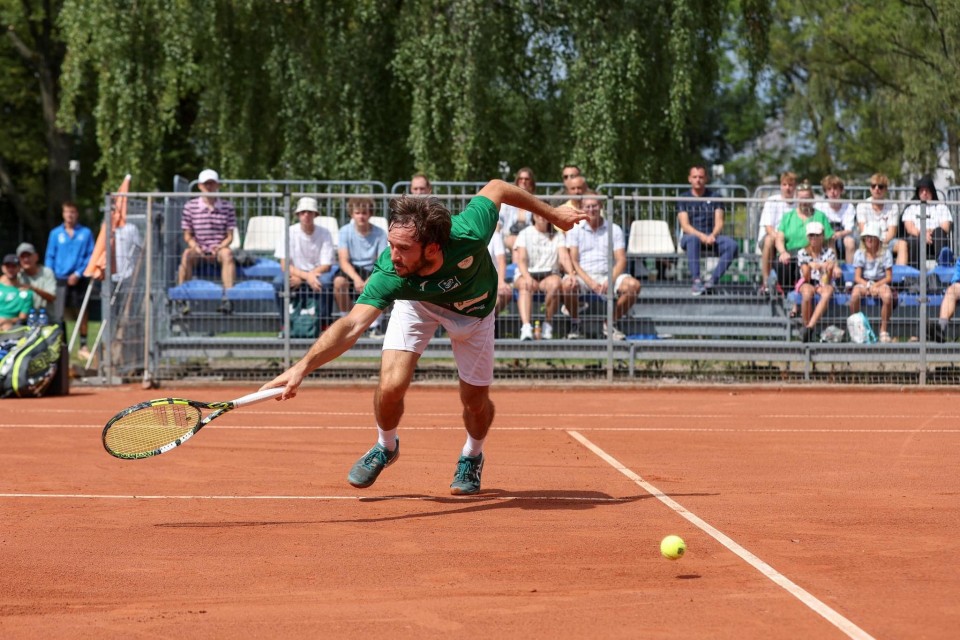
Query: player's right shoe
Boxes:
[
  {"xmin": 347, "ymin": 439, "xmax": 399, "ymax": 488},
  {"xmin": 450, "ymin": 453, "xmax": 484, "ymax": 495}
]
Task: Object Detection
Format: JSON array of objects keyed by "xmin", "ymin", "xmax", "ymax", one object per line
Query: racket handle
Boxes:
[{"xmin": 233, "ymin": 387, "xmax": 285, "ymax": 408}]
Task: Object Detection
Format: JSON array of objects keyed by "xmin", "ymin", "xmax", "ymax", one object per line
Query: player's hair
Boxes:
[
  {"xmin": 820, "ymin": 174, "xmax": 844, "ymax": 191},
  {"xmin": 779, "ymin": 171, "xmax": 797, "ymax": 185},
  {"xmin": 389, "ymin": 195, "xmax": 452, "ymax": 251},
  {"xmin": 347, "ymin": 196, "xmax": 375, "ymax": 214},
  {"xmin": 689, "ymin": 164, "xmax": 708, "ymax": 175}
]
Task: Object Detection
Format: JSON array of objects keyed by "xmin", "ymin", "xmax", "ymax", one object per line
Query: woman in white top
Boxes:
[
  {"xmin": 513, "ymin": 212, "xmax": 566, "ymax": 340},
  {"xmin": 855, "ymin": 173, "xmax": 907, "ymax": 265}
]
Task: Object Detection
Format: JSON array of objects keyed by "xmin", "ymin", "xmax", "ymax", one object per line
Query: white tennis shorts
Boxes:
[{"xmin": 382, "ymin": 299, "xmax": 495, "ymax": 387}]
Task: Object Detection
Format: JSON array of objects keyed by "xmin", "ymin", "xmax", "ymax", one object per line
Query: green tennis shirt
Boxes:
[{"xmin": 356, "ymin": 195, "xmax": 500, "ymax": 318}]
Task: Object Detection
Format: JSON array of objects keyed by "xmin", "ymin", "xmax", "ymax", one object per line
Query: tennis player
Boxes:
[{"xmin": 262, "ymin": 180, "xmax": 587, "ymax": 494}]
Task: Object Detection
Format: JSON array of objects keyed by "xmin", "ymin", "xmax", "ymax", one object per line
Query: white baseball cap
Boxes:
[
  {"xmin": 198, "ymin": 169, "xmax": 220, "ymax": 184},
  {"xmin": 861, "ymin": 221, "xmax": 882, "ymax": 239},
  {"xmin": 805, "ymin": 221, "xmax": 825, "ymax": 236},
  {"xmin": 294, "ymin": 197, "xmax": 319, "ymax": 214}
]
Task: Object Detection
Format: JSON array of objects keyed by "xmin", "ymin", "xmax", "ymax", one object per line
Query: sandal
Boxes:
[
  {"xmin": 879, "ymin": 331, "xmax": 892, "ymax": 343},
  {"xmin": 788, "ymin": 305, "xmax": 799, "ymax": 318}
]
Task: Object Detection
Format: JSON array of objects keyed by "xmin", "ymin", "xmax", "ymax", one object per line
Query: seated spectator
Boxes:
[
  {"xmin": 276, "ymin": 194, "xmax": 336, "ymax": 288},
  {"xmin": 334, "ymin": 196, "xmax": 388, "ymax": 336},
  {"xmin": 815, "ymin": 174, "xmax": 857, "ymax": 264},
  {"xmin": 46, "ymin": 200, "xmax": 95, "ymax": 357},
  {"xmin": 500, "ymin": 167, "xmax": 537, "ymax": 250},
  {"xmin": 561, "ymin": 193, "xmax": 641, "ymax": 339},
  {"xmin": 934, "ymin": 258, "xmax": 960, "ymax": 341},
  {"xmin": 410, "ymin": 174, "xmax": 432, "ymax": 195},
  {"xmin": 513, "ymin": 212, "xmax": 565, "ymax": 340},
  {"xmin": 677, "ymin": 164, "xmax": 738, "ymax": 295},
  {"xmin": 15, "ymin": 243, "xmax": 56, "ymax": 311},
  {"xmin": 850, "ymin": 222, "xmax": 896, "ymax": 343},
  {"xmin": 855, "ymin": 173, "xmax": 907, "ymax": 266},
  {"xmin": 774, "ymin": 182, "xmax": 835, "ymax": 295},
  {"xmin": 178, "ymin": 168, "xmax": 237, "ymax": 314},
  {"xmin": 487, "ymin": 227, "xmax": 513, "ymax": 318},
  {"xmin": 758, "ymin": 171, "xmax": 797, "ymax": 294},
  {"xmin": 901, "ymin": 175, "xmax": 952, "ymax": 269},
  {"xmin": 796, "ymin": 221, "xmax": 837, "ymax": 342},
  {"xmin": 553, "ymin": 164, "xmax": 581, "ymax": 196},
  {"xmin": 1, "ymin": 254, "xmax": 32, "ymax": 330}
]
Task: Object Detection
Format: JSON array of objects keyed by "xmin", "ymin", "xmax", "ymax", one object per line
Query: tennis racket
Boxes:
[{"xmin": 102, "ymin": 387, "xmax": 284, "ymax": 459}]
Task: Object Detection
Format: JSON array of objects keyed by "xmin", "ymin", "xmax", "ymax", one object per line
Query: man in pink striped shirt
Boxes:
[{"xmin": 179, "ymin": 169, "xmax": 237, "ymax": 314}]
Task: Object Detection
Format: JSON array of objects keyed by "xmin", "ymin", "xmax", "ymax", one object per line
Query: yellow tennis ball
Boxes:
[{"xmin": 660, "ymin": 535, "xmax": 686, "ymax": 560}]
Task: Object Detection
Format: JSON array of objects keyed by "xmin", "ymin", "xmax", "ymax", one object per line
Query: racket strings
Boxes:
[{"xmin": 104, "ymin": 403, "xmax": 203, "ymax": 456}]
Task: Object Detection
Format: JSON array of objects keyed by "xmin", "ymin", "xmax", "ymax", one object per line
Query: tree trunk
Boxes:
[{"xmin": 948, "ymin": 127, "xmax": 959, "ymax": 182}]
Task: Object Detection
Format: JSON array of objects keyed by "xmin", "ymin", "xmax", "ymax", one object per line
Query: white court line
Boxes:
[
  {"xmin": 568, "ymin": 430, "xmax": 876, "ymax": 640},
  {"xmin": 0, "ymin": 493, "xmax": 627, "ymax": 503},
  {"xmin": 3, "ymin": 423, "xmax": 960, "ymax": 434}
]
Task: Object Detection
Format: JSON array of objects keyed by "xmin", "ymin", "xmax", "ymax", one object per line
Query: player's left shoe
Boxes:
[{"xmin": 450, "ymin": 453, "xmax": 484, "ymax": 495}]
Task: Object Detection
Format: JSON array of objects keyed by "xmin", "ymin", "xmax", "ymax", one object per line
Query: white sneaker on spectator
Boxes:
[
  {"xmin": 519, "ymin": 323, "xmax": 533, "ymax": 341},
  {"xmin": 542, "ymin": 322, "xmax": 553, "ymax": 340},
  {"xmin": 604, "ymin": 323, "xmax": 626, "ymax": 341}
]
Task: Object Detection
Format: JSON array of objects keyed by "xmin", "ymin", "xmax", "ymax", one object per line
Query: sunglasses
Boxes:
[{"xmin": 870, "ymin": 184, "xmax": 887, "ymax": 190}]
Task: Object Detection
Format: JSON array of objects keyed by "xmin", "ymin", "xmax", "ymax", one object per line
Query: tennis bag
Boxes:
[
  {"xmin": 0, "ymin": 324, "xmax": 64, "ymax": 398},
  {"xmin": 289, "ymin": 293, "xmax": 320, "ymax": 339}
]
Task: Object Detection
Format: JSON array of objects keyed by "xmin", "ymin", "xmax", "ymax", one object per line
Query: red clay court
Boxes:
[{"xmin": 2, "ymin": 385, "xmax": 959, "ymax": 638}]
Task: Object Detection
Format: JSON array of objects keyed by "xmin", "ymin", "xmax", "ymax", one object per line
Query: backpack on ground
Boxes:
[
  {"xmin": 0, "ymin": 324, "xmax": 64, "ymax": 398},
  {"xmin": 846, "ymin": 312, "xmax": 877, "ymax": 345}
]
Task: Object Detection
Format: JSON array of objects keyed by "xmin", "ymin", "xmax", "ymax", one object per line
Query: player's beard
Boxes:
[{"xmin": 392, "ymin": 248, "xmax": 428, "ymax": 277}]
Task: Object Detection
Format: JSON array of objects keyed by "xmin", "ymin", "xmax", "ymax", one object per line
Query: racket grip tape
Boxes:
[{"xmin": 233, "ymin": 387, "xmax": 285, "ymax": 408}]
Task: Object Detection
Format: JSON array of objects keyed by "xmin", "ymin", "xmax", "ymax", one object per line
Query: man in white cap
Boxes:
[
  {"xmin": 274, "ymin": 196, "xmax": 336, "ymax": 336},
  {"xmin": 178, "ymin": 168, "xmax": 237, "ymax": 314},
  {"xmin": 15, "ymin": 242, "xmax": 56, "ymax": 311}
]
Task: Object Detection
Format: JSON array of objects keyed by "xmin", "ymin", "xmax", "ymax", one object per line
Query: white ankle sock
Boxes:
[
  {"xmin": 378, "ymin": 426, "xmax": 398, "ymax": 451},
  {"xmin": 462, "ymin": 434, "xmax": 485, "ymax": 457}
]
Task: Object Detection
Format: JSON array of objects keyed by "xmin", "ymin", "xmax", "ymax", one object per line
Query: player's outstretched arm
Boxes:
[
  {"xmin": 478, "ymin": 179, "xmax": 587, "ymax": 232},
  {"xmin": 260, "ymin": 304, "xmax": 382, "ymax": 400}
]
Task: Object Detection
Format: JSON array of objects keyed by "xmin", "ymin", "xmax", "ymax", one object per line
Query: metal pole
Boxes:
[
  {"xmin": 143, "ymin": 196, "xmax": 154, "ymax": 388},
  {"xmin": 606, "ymin": 196, "xmax": 614, "ymax": 382},
  {"xmin": 919, "ymin": 201, "xmax": 927, "ymax": 385},
  {"xmin": 282, "ymin": 192, "xmax": 291, "ymax": 369},
  {"xmin": 103, "ymin": 193, "xmax": 114, "ymax": 384}
]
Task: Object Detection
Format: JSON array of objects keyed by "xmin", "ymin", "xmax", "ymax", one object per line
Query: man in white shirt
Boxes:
[
  {"xmin": 758, "ymin": 171, "xmax": 796, "ymax": 293},
  {"xmin": 855, "ymin": 173, "xmax": 907, "ymax": 265},
  {"xmin": 275, "ymin": 197, "xmax": 336, "ymax": 334},
  {"xmin": 901, "ymin": 175, "xmax": 952, "ymax": 269},
  {"xmin": 561, "ymin": 193, "xmax": 641, "ymax": 339},
  {"xmin": 815, "ymin": 174, "xmax": 858, "ymax": 264}
]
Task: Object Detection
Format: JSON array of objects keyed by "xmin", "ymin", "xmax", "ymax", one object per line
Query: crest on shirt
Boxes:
[
  {"xmin": 457, "ymin": 256, "xmax": 474, "ymax": 269},
  {"xmin": 438, "ymin": 277, "xmax": 461, "ymax": 292}
]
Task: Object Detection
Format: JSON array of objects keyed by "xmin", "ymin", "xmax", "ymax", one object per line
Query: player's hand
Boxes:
[
  {"xmin": 552, "ymin": 205, "xmax": 588, "ymax": 232},
  {"xmin": 260, "ymin": 365, "xmax": 305, "ymax": 400}
]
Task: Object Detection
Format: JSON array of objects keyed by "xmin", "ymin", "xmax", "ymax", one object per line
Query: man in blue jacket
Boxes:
[{"xmin": 45, "ymin": 201, "xmax": 94, "ymax": 358}]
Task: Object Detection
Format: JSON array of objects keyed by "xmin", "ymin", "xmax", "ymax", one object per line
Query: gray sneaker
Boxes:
[
  {"xmin": 347, "ymin": 439, "xmax": 399, "ymax": 488},
  {"xmin": 450, "ymin": 453, "xmax": 484, "ymax": 495}
]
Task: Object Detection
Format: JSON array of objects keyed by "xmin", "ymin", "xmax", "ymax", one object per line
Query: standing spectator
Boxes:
[
  {"xmin": 500, "ymin": 167, "xmax": 537, "ymax": 250},
  {"xmin": 758, "ymin": 172, "xmax": 797, "ymax": 294},
  {"xmin": 677, "ymin": 165, "xmax": 739, "ymax": 295},
  {"xmin": 795, "ymin": 221, "xmax": 837, "ymax": 343},
  {"xmin": 553, "ymin": 164, "xmax": 581, "ymax": 196},
  {"xmin": 901, "ymin": 175, "xmax": 952, "ymax": 269},
  {"xmin": 1, "ymin": 254, "xmax": 32, "ymax": 330},
  {"xmin": 815, "ymin": 175, "xmax": 857, "ymax": 264},
  {"xmin": 562, "ymin": 193, "xmax": 641, "ymax": 339},
  {"xmin": 513, "ymin": 212, "xmax": 565, "ymax": 340},
  {"xmin": 850, "ymin": 222, "xmax": 896, "ymax": 343},
  {"xmin": 45, "ymin": 200, "xmax": 95, "ymax": 357},
  {"xmin": 276, "ymin": 197, "xmax": 337, "ymax": 335},
  {"xmin": 178, "ymin": 169, "xmax": 237, "ymax": 314},
  {"xmin": 774, "ymin": 182, "xmax": 835, "ymax": 296},
  {"xmin": 260, "ymin": 180, "xmax": 587, "ymax": 495},
  {"xmin": 334, "ymin": 196, "xmax": 388, "ymax": 336},
  {"xmin": 855, "ymin": 173, "xmax": 907, "ymax": 266},
  {"xmin": 15, "ymin": 243, "xmax": 56, "ymax": 311},
  {"xmin": 410, "ymin": 174, "xmax": 432, "ymax": 195}
]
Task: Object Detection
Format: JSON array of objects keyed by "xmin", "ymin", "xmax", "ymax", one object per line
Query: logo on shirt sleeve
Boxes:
[
  {"xmin": 457, "ymin": 256, "xmax": 474, "ymax": 269},
  {"xmin": 438, "ymin": 277, "xmax": 462, "ymax": 292}
]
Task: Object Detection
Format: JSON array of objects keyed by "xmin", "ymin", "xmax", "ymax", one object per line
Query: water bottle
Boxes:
[
  {"xmin": 27, "ymin": 308, "xmax": 37, "ymax": 327},
  {"xmin": 37, "ymin": 308, "xmax": 48, "ymax": 326},
  {"xmin": 533, "ymin": 320, "xmax": 541, "ymax": 340}
]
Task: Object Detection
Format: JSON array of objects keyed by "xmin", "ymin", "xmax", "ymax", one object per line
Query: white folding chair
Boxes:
[{"xmin": 243, "ymin": 216, "xmax": 286, "ymax": 253}]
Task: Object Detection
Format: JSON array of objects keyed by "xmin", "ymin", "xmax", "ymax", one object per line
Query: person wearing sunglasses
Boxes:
[
  {"xmin": 855, "ymin": 173, "xmax": 908, "ymax": 266},
  {"xmin": 795, "ymin": 221, "xmax": 837, "ymax": 342}
]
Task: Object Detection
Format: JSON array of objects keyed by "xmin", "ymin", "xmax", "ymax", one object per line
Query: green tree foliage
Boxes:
[{"xmin": 766, "ymin": 0, "xmax": 960, "ymax": 182}]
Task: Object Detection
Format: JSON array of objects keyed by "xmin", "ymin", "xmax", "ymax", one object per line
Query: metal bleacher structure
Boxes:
[{"xmin": 93, "ymin": 178, "xmax": 960, "ymax": 387}]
